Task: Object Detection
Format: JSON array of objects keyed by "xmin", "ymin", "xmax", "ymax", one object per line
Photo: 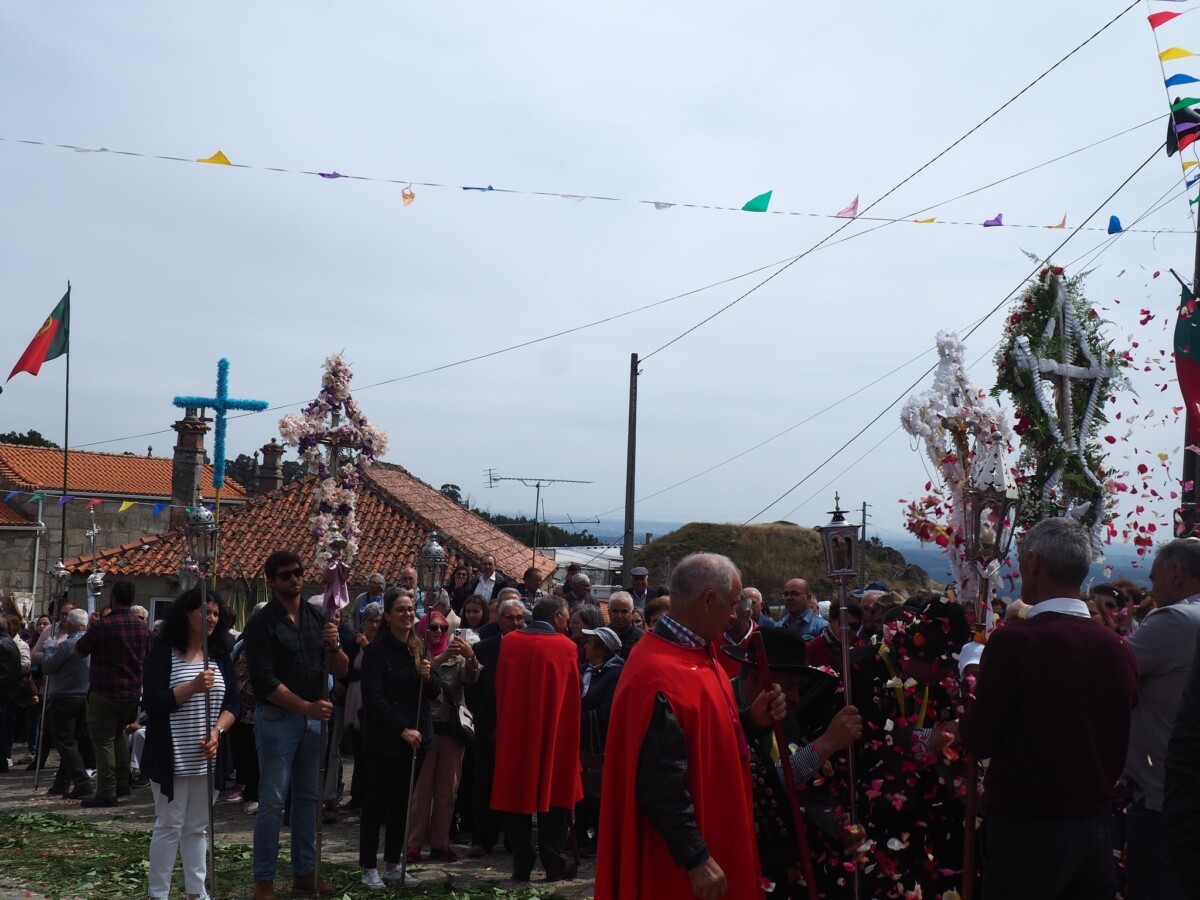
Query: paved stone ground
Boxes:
[{"xmin": 0, "ymin": 752, "xmax": 596, "ymax": 899}]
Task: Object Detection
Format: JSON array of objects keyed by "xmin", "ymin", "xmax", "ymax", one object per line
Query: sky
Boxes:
[{"xmin": 1, "ymin": 1, "xmax": 1196, "ymax": 556}]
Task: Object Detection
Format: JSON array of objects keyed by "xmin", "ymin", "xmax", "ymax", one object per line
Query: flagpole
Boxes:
[{"xmin": 60, "ymin": 282, "xmax": 70, "ymax": 564}]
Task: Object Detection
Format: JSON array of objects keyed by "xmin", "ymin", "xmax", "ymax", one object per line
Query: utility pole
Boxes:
[
  {"xmin": 623, "ymin": 353, "xmax": 639, "ymax": 582},
  {"xmin": 487, "ymin": 474, "xmax": 593, "ymax": 568},
  {"xmin": 860, "ymin": 501, "xmax": 869, "ymax": 589}
]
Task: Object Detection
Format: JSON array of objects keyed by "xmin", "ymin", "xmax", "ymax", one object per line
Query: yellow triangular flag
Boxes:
[
  {"xmin": 914, "ymin": 217, "xmax": 936, "ymax": 224},
  {"xmin": 1047, "ymin": 214, "xmax": 1067, "ymax": 229},
  {"xmin": 1186, "ymin": 161, "xmax": 1200, "ymax": 171},
  {"xmin": 1160, "ymin": 47, "xmax": 1197, "ymax": 62},
  {"xmin": 402, "ymin": 188, "xmax": 415, "ymax": 206},
  {"xmin": 197, "ymin": 150, "xmax": 231, "ymax": 165},
  {"xmin": 119, "ymin": 500, "xmax": 135, "ymax": 512}
]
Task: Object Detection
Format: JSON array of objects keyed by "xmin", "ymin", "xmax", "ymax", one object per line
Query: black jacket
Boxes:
[
  {"xmin": 141, "ymin": 640, "xmax": 239, "ymax": 802},
  {"xmin": 580, "ymin": 657, "xmax": 624, "ymax": 748},
  {"xmin": 467, "ymin": 633, "xmax": 502, "ymax": 742},
  {"xmin": 360, "ymin": 630, "xmax": 442, "ymax": 754}
]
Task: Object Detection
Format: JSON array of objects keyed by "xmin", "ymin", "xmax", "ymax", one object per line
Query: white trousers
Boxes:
[{"xmin": 148, "ymin": 774, "xmax": 214, "ymax": 898}]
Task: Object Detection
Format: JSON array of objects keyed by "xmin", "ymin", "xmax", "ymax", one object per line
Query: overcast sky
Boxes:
[{"xmin": 1, "ymin": 1, "xmax": 1193, "ymax": 553}]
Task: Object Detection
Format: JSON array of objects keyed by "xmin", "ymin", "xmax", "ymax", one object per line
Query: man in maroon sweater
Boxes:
[{"xmin": 960, "ymin": 517, "xmax": 1138, "ymax": 899}]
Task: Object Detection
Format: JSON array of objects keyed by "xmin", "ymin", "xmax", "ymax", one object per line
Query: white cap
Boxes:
[{"xmin": 958, "ymin": 642, "xmax": 985, "ymax": 677}]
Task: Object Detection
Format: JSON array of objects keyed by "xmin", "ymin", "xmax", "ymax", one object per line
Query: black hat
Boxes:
[
  {"xmin": 722, "ymin": 627, "xmax": 833, "ymax": 678},
  {"xmin": 891, "ymin": 595, "xmax": 970, "ymax": 664}
]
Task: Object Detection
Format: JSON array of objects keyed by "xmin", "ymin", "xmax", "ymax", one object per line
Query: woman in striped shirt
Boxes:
[{"xmin": 141, "ymin": 588, "xmax": 239, "ymax": 900}]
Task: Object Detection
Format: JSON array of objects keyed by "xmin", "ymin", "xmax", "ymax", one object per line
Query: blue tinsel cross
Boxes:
[{"xmin": 173, "ymin": 358, "xmax": 269, "ymax": 490}]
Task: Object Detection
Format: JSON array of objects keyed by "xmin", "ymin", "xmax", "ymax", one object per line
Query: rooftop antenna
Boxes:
[{"xmin": 487, "ymin": 472, "xmax": 594, "ymax": 567}]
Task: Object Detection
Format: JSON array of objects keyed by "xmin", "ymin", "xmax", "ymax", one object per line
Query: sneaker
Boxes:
[
  {"xmin": 84, "ymin": 769, "xmax": 96, "ymax": 778},
  {"xmin": 131, "ymin": 769, "xmax": 150, "ymax": 788},
  {"xmin": 467, "ymin": 844, "xmax": 489, "ymax": 858},
  {"xmin": 360, "ymin": 869, "xmax": 384, "ymax": 891},
  {"xmin": 222, "ymin": 787, "xmax": 243, "ymax": 803},
  {"xmin": 381, "ymin": 866, "xmax": 420, "ymax": 885},
  {"xmin": 244, "ymin": 801, "xmax": 259, "ymax": 816},
  {"xmin": 66, "ymin": 781, "xmax": 95, "ymax": 800},
  {"xmin": 16, "ymin": 754, "xmax": 33, "ymax": 766},
  {"xmin": 405, "ymin": 846, "xmax": 421, "ymax": 864},
  {"xmin": 428, "ymin": 847, "xmax": 459, "ymax": 863}
]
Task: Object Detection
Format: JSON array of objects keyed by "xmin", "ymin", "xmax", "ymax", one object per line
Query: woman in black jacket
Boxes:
[
  {"xmin": 142, "ymin": 588, "xmax": 239, "ymax": 900},
  {"xmin": 358, "ymin": 589, "xmax": 441, "ymax": 889}
]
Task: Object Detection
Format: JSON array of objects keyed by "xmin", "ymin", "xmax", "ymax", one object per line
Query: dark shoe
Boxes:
[
  {"xmin": 80, "ymin": 796, "xmax": 118, "ymax": 808},
  {"xmin": 290, "ymin": 872, "xmax": 335, "ymax": 895},
  {"xmin": 322, "ymin": 801, "xmax": 339, "ymax": 825},
  {"xmin": 405, "ymin": 846, "xmax": 422, "ymax": 864},
  {"xmin": 428, "ymin": 847, "xmax": 459, "ymax": 863},
  {"xmin": 47, "ymin": 784, "xmax": 67, "ymax": 797},
  {"xmin": 467, "ymin": 844, "xmax": 489, "ymax": 858},
  {"xmin": 116, "ymin": 786, "xmax": 131, "ymax": 798},
  {"xmin": 341, "ymin": 798, "xmax": 363, "ymax": 811},
  {"xmin": 66, "ymin": 782, "xmax": 94, "ymax": 800},
  {"xmin": 252, "ymin": 879, "xmax": 276, "ymax": 900},
  {"xmin": 131, "ymin": 769, "xmax": 150, "ymax": 788},
  {"xmin": 25, "ymin": 761, "xmax": 39, "ymax": 771}
]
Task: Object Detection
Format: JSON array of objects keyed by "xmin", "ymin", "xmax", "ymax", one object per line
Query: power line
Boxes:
[
  {"xmin": 738, "ymin": 140, "xmax": 1166, "ymax": 527},
  {"xmin": 639, "ymin": 0, "xmax": 1141, "ymax": 364}
]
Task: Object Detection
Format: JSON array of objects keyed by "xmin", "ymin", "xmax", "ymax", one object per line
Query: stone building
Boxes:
[
  {"xmin": 0, "ymin": 409, "xmax": 252, "ymax": 615},
  {"xmin": 66, "ymin": 460, "xmax": 557, "ymax": 626}
]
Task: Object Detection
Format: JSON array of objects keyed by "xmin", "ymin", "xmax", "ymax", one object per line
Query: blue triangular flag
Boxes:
[
  {"xmin": 1107, "ymin": 215, "xmax": 1123, "ymax": 234},
  {"xmin": 4, "ymin": 490, "xmax": 19, "ymax": 501},
  {"xmin": 153, "ymin": 502, "xmax": 169, "ymax": 517},
  {"xmin": 1167, "ymin": 74, "xmax": 1200, "ymax": 88}
]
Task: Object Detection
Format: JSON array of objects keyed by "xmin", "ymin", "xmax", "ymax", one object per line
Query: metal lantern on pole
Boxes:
[
  {"xmin": 418, "ymin": 531, "xmax": 450, "ymax": 604},
  {"xmin": 815, "ymin": 492, "xmax": 862, "ymax": 900},
  {"xmin": 183, "ymin": 504, "xmax": 220, "ymax": 897},
  {"xmin": 961, "ymin": 439, "xmax": 1020, "ymax": 635}
]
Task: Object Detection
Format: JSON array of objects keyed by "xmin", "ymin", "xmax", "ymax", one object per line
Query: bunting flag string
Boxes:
[
  {"xmin": 0, "ymin": 489, "xmax": 226, "ymax": 518},
  {"xmin": 1149, "ymin": 6, "xmax": 1200, "ymax": 209},
  {"xmin": 0, "ymin": 129, "xmax": 1191, "ymax": 235}
]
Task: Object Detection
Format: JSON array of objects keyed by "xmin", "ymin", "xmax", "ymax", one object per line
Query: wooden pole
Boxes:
[{"xmin": 622, "ymin": 354, "xmax": 638, "ymax": 581}]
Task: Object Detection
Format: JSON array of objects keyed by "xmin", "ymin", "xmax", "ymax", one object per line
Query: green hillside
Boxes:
[{"xmin": 633, "ymin": 522, "xmax": 932, "ymax": 603}]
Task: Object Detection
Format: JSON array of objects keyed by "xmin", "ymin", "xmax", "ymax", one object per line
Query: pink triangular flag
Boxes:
[{"xmin": 835, "ymin": 194, "xmax": 859, "ymax": 219}]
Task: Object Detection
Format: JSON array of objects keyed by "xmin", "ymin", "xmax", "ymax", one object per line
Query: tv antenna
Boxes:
[{"xmin": 486, "ymin": 472, "xmax": 594, "ymax": 567}]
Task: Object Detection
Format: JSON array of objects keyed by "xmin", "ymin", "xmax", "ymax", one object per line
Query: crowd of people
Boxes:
[{"xmin": 7, "ymin": 525, "xmax": 1200, "ymax": 898}]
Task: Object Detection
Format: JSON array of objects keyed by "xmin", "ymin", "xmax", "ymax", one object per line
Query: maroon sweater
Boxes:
[{"xmin": 960, "ymin": 610, "xmax": 1138, "ymax": 817}]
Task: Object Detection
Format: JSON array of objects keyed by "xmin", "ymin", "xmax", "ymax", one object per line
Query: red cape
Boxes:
[
  {"xmin": 490, "ymin": 629, "xmax": 583, "ymax": 813},
  {"xmin": 594, "ymin": 632, "xmax": 763, "ymax": 900}
]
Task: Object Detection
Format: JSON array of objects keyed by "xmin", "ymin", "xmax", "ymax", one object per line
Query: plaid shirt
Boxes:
[{"xmin": 75, "ymin": 608, "xmax": 151, "ymax": 701}]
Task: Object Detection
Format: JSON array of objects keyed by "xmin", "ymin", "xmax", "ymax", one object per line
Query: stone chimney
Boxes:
[
  {"xmin": 170, "ymin": 408, "xmax": 209, "ymax": 530},
  {"xmin": 258, "ymin": 438, "xmax": 285, "ymax": 495}
]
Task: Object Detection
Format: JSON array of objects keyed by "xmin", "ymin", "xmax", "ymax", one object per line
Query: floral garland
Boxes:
[
  {"xmin": 900, "ymin": 331, "xmax": 1013, "ymax": 599},
  {"xmin": 279, "ymin": 354, "xmax": 389, "ymax": 566},
  {"xmin": 991, "ymin": 266, "xmax": 1129, "ymax": 555}
]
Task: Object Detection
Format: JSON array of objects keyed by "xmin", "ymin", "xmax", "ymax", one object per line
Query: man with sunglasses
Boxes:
[{"xmin": 243, "ymin": 551, "xmax": 348, "ymax": 900}]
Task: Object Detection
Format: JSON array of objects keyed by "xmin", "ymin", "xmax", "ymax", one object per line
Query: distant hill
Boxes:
[{"xmin": 633, "ymin": 522, "xmax": 931, "ymax": 600}]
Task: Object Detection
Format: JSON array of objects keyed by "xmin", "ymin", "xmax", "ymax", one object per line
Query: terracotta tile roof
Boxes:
[
  {"xmin": 0, "ymin": 501, "xmax": 36, "ymax": 527},
  {"xmin": 0, "ymin": 443, "xmax": 245, "ymax": 501},
  {"xmin": 65, "ymin": 462, "xmax": 556, "ymax": 586}
]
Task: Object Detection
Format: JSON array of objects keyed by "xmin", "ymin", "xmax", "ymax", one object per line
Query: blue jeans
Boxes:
[
  {"xmin": 253, "ymin": 706, "xmax": 320, "ymax": 881},
  {"xmin": 1126, "ymin": 798, "xmax": 1187, "ymax": 900}
]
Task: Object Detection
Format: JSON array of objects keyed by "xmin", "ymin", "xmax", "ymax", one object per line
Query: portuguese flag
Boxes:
[{"xmin": 7, "ymin": 288, "xmax": 70, "ymax": 381}]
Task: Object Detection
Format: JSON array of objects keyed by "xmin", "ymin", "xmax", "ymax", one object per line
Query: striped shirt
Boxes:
[{"xmin": 169, "ymin": 656, "xmax": 224, "ymax": 776}]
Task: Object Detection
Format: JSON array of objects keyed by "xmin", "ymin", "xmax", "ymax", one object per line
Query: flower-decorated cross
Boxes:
[
  {"xmin": 279, "ymin": 355, "xmax": 389, "ymax": 610},
  {"xmin": 174, "ymin": 358, "xmax": 270, "ymax": 490}
]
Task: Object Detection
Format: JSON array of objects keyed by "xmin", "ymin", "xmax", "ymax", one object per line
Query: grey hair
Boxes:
[
  {"xmin": 1019, "ymin": 518, "xmax": 1091, "ymax": 585},
  {"xmin": 1155, "ymin": 538, "xmax": 1200, "ymax": 581},
  {"xmin": 66, "ymin": 608, "xmax": 89, "ymax": 629},
  {"xmin": 735, "ymin": 592, "xmax": 753, "ymax": 617},
  {"xmin": 497, "ymin": 586, "xmax": 522, "ymax": 601},
  {"xmin": 570, "ymin": 573, "xmax": 591, "ymax": 586},
  {"xmin": 131, "ymin": 605, "xmax": 148, "ymax": 618},
  {"xmin": 368, "ymin": 573, "xmax": 386, "ymax": 586},
  {"xmin": 609, "ymin": 591, "xmax": 634, "ymax": 609},
  {"xmin": 573, "ymin": 605, "xmax": 605, "ymax": 629},
  {"xmin": 432, "ymin": 589, "xmax": 451, "ymax": 609},
  {"xmin": 362, "ymin": 601, "xmax": 384, "ymax": 620},
  {"xmin": 497, "ymin": 598, "xmax": 525, "ymax": 618},
  {"xmin": 670, "ymin": 553, "xmax": 739, "ymax": 605}
]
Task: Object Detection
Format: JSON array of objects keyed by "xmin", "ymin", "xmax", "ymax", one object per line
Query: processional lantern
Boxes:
[
  {"xmin": 962, "ymin": 440, "xmax": 1020, "ymax": 568},
  {"xmin": 185, "ymin": 505, "xmax": 219, "ymax": 575},
  {"xmin": 817, "ymin": 492, "xmax": 860, "ymax": 581},
  {"xmin": 418, "ymin": 532, "xmax": 450, "ymax": 598}
]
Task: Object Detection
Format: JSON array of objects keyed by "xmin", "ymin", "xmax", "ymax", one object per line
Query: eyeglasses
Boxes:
[
  {"xmin": 275, "ymin": 568, "xmax": 305, "ymax": 581},
  {"xmin": 782, "ymin": 590, "xmax": 808, "ymax": 597},
  {"xmin": 427, "ymin": 625, "xmax": 447, "ymax": 632},
  {"xmin": 502, "ymin": 614, "xmax": 525, "ymax": 621},
  {"xmin": 392, "ymin": 606, "xmax": 416, "ymax": 615}
]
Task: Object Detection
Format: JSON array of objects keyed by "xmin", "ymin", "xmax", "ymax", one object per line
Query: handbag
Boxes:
[
  {"xmin": 453, "ymin": 702, "xmax": 476, "ymax": 742},
  {"xmin": 580, "ymin": 710, "xmax": 604, "ymax": 798}
]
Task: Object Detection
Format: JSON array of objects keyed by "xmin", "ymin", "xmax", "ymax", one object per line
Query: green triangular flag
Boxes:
[{"xmin": 741, "ymin": 190, "xmax": 772, "ymax": 212}]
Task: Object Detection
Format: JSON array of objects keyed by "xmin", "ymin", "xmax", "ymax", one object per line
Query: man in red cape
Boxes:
[
  {"xmin": 595, "ymin": 552, "xmax": 786, "ymax": 900},
  {"xmin": 491, "ymin": 595, "xmax": 582, "ymax": 882}
]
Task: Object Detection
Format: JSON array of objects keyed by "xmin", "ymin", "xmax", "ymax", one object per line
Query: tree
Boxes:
[
  {"xmin": 0, "ymin": 429, "xmax": 58, "ymax": 448},
  {"xmin": 440, "ymin": 484, "xmax": 465, "ymax": 505}
]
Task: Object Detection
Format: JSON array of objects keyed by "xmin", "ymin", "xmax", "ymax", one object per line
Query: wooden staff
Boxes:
[
  {"xmin": 960, "ymin": 579, "xmax": 991, "ymax": 900},
  {"xmin": 400, "ymin": 612, "xmax": 434, "ymax": 887},
  {"xmin": 749, "ymin": 631, "xmax": 819, "ymax": 900},
  {"xmin": 836, "ymin": 587, "xmax": 863, "ymax": 900}
]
